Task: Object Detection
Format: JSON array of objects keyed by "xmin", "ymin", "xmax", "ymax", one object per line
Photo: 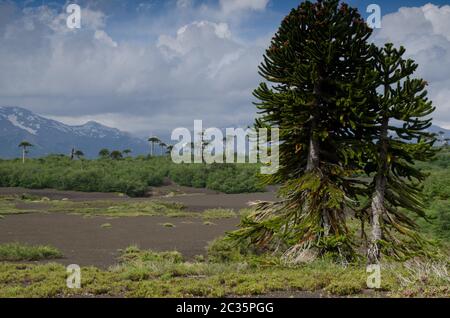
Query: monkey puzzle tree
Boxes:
[
  {"xmin": 148, "ymin": 136, "xmax": 160, "ymax": 157},
  {"xmin": 74, "ymin": 150, "xmax": 84, "ymax": 160},
  {"xmin": 159, "ymin": 143, "xmax": 167, "ymax": 156},
  {"xmin": 18, "ymin": 141, "xmax": 33, "ymax": 164},
  {"xmin": 99, "ymin": 148, "xmax": 110, "ymax": 159},
  {"xmin": 364, "ymin": 44, "xmax": 436, "ymax": 264},
  {"xmin": 123, "ymin": 149, "xmax": 132, "ymax": 157},
  {"xmin": 232, "ymin": 0, "xmax": 375, "ymax": 260},
  {"xmin": 166, "ymin": 144, "xmax": 174, "ymax": 155},
  {"xmin": 110, "ymin": 150, "xmax": 123, "ymax": 160}
]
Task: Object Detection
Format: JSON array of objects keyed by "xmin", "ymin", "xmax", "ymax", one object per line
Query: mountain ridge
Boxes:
[
  {"xmin": 0, "ymin": 106, "xmax": 149, "ymax": 158},
  {"xmin": 1, "ymin": 106, "xmax": 449, "ymax": 159}
]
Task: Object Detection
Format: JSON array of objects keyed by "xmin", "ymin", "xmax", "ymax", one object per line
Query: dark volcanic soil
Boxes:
[
  {"xmin": 158, "ymin": 192, "xmax": 277, "ymax": 211},
  {"xmin": 0, "ymin": 186, "xmax": 278, "ymax": 267},
  {"xmin": 0, "ymin": 186, "xmax": 279, "ymax": 211},
  {"xmin": 0, "ymin": 213, "xmax": 238, "ymax": 267},
  {"xmin": 0, "ymin": 187, "xmax": 127, "ymax": 201}
]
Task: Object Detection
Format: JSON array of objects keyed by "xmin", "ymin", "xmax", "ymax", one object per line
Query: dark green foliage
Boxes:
[
  {"xmin": 169, "ymin": 163, "xmax": 265, "ymax": 193},
  {"xmin": 110, "ymin": 150, "xmax": 123, "ymax": 160},
  {"xmin": 206, "ymin": 164, "xmax": 263, "ymax": 193},
  {"xmin": 169, "ymin": 164, "xmax": 208, "ymax": 188},
  {"xmin": 414, "ymin": 151, "xmax": 450, "ymax": 241},
  {"xmin": 362, "ymin": 44, "xmax": 437, "ymax": 262},
  {"xmin": 234, "ymin": 0, "xmax": 374, "ymax": 259},
  {"xmin": 98, "ymin": 148, "xmax": 110, "ymax": 158},
  {"xmin": 0, "ymin": 156, "xmax": 263, "ymax": 196},
  {"xmin": 231, "ymin": 0, "xmax": 442, "ymax": 262}
]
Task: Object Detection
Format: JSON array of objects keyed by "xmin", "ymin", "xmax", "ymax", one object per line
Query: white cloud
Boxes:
[
  {"xmin": 0, "ymin": 4, "xmax": 265, "ymax": 136},
  {"xmin": 177, "ymin": 0, "xmax": 193, "ymax": 10},
  {"xmin": 94, "ymin": 30, "xmax": 118, "ymax": 47},
  {"xmin": 158, "ymin": 21, "xmax": 233, "ymax": 56},
  {"xmin": 220, "ymin": 0, "xmax": 270, "ymax": 14},
  {"xmin": 11, "ymin": 2, "xmax": 450, "ymax": 137},
  {"xmin": 373, "ymin": 4, "xmax": 450, "ymax": 129}
]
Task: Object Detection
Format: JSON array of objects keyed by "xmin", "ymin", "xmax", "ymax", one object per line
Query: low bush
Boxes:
[
  {"xmin": 0, "ymin": 156, "xmax": 263, "ymax": 196},
  {"xmin": 0, "ymin": 243, "xmax": 62, "ymax": 261}
]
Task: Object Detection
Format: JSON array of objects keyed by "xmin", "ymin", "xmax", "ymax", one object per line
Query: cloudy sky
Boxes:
[{"xmin": 0, "ymin": 0, "xmax": 449, "ymax": 137}]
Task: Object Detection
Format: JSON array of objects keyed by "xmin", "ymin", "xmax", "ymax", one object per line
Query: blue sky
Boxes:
[
  {"xmin": 10, "ymin": 0, "xmax": 450, "ymax": 41},
  {"xmin": 1, "ymin": 0, "xmax": 450, "ymax": 135}
]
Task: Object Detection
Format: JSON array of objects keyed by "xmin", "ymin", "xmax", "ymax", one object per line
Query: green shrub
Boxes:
[
  {"xmin": 0, "ymin": 156, "xmax": 263, "ymax": 196},
  {"xmin": 207, "ymin": 237, "xmax": 247, "ymax": 263},
  {"xmin": 0, "ymin": 243, "xmax": 62, "ymax": 261}
]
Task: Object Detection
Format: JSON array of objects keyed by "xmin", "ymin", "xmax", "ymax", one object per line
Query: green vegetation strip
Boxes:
[
  {"xmin": 0, "ymin": 156, "xmax": 264, "ymax": 197},
  {"xmin": 0, "ymin": 240, "xmax": 447, "ymax": 298},
  {"xmin": 0, "ymin": 195, "xmax": 244, "ymax": 220}
]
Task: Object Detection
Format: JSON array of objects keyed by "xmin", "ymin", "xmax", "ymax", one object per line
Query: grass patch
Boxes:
[
  {"xmin": 101, "ymin": 223, "xmax": 112, "ymax": 229},
  {"xmin": 0, "ymin": 195, "xmax": 249, "ymax": 220},
  {"xmin": 202, "ymin": 208, "xmax": 237, "ymax": 220},
  {"xmin": 0, "ymin": 243, "xmax": 447, "ymax": 297},
  {"xmin": 0, "ymin": 243, "xmax": 62, "ymax": 261},
  {"xmin": 160, "ymin": 223, "xmax": 175, "ymax": 228},
  {"xmin": 0, "ymin": 196, "xmax": 31, "ymax": 215},
  {"xmin": 48, "ymin": 200, "xmax": 189, "ymax": 218}
]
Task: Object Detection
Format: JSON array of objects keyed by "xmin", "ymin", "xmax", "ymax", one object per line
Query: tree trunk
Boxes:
[
  {"xmin": 368, "ymin": 115, "xmax": 389, "ymax": 264},
  {"xmin": 306, "ymin": 115, "xmax": 331, "ymax": 237},
  {"xmin": 306, "ymin": 116, "xmax": 320, "ymax": 171},
  {"xmin": 22, "ymin": 148, "xmax": 25, "ymax": 164}
]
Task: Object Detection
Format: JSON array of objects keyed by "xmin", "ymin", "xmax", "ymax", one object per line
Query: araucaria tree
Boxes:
[
  {"xmin": 233, "ymin": 0, "xmax": 375, "ymax": 260},
  {"xmin": 364, "ymin": 44, "xmax": 436, "ymax": 263},
  {"xmin": 18, "ymin": 141, "xmax": 33, "ymax": 164},
  {"xmin": 99, "ymin": 148, "xmax": 110, "ymax": 158},
  {"xmin": 148, "ymin": 136, "xmax": 160, "ymax": 157}
]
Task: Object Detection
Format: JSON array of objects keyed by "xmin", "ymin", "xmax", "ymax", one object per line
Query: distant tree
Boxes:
[
  {"xmin": 123, "ymin": 149, "xmax": 132, "ymax": 157},
  {"xmin": 110, "ymin": 150, "xmax": 123, "ymax": 160},
  {"xmin": 18, "ymin": 141, "xmax": 33, "ymax": 164},
  {"xmin": 148, "ymin": 136, "xmax": 160, "ymax": 157},
  {"xmin": 98, "ymin": 148, "xmax": 110, "ymax": 158},
  {"xmin": 437, "ymin": 131, "xmax": 449, "ymax": 147},
  {"xmin": 159, "ymin": 143, "xmax": 166, "ymax": 156},
  {"xmin": 74, "ymin": 150, "xmax": 84, "ymax": 160},
  {"xmin": 166, "ymin": 144, "xmax": 174, "ymax": 155},
  {"xmin": 74, "ymin": 150, "xmax": 85, "ymax": 169}
]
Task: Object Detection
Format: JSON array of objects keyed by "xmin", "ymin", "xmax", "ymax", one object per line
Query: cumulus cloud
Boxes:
[
  {"xmin": 0, "ymin": 3, "xmax": 265, "ymax": 136},
  {"xmin": 3, "ymin": 1, "xmax": 448, "ymax": 139},
  {"xmin": 373, "ymin": 4, "xmax": 450, "ymax": 128}
]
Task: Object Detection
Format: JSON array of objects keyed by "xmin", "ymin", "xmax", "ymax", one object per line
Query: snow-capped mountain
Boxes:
[
  {"xmin": 426, "ymin": 125, "xmax": 450, "ymax": 143},
  {"xmin": 0, "ymin": 106, "xmax": 149, "ymax": 158}
]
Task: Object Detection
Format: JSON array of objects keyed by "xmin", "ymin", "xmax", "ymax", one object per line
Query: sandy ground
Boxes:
[{"xmin": 0, "ymin": 186, "xmax": 278, "ymax": 267}]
